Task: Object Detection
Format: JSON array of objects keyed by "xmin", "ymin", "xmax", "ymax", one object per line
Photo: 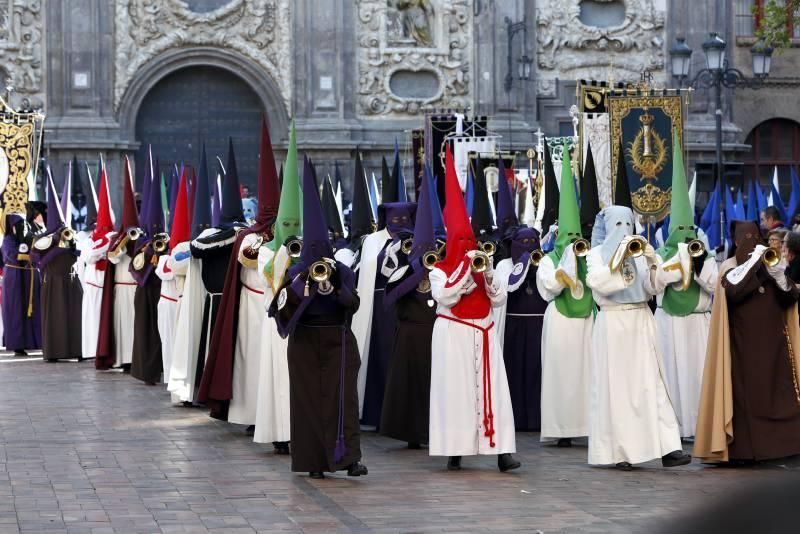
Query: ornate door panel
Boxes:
[{"xmin": 135, "ymin": 66, "xmax": 263, "ymax": 190}]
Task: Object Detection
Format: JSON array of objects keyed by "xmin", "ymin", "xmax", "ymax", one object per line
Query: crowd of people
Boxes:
[{"xmin": 2, "ymin": 119, "xmax": 800, "ymax": 478}]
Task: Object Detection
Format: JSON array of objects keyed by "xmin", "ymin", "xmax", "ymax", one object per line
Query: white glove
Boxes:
[
  {"xmin": 644, "ymin": 243, "xmax": 658, "ymax": 268},
  {"xmin": 767, "ymin": 262, "xmax": 791, "ymax": 291}
]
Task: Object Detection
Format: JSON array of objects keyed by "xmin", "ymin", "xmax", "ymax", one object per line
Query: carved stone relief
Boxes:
[
  {"xmin": 536, "ymin": 0, "xmax": 665, "ymax": 88},
  {"xmin": 114, "ymin": 0, "xmax": 291, "ymax": 112},
  {"xmin": 0, "ymin": 1, "xmax": 44, "ymax": 107},
  {"xmin": 355, "ymin": 0, "xmax": 472, "ymax": 117}
]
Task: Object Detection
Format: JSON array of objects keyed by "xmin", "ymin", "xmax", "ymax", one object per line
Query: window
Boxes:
[
  {"xmin": 743, "ymin": 119, "xmax": 800, "ymax": 197},
  {"xmin": 736, "ymin": 0, "xmax": 800, "ymax": 38}
]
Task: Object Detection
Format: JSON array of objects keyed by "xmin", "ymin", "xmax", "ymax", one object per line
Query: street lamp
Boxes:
[
  {"xmin": 504, "ymin": 17, "xmax": 530, "ymax": 93},
  {"xmin": 670, "ymin": 32, "xmax": 773, "ymax": 249}
]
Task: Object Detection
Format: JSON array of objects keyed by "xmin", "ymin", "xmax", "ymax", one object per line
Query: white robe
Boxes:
[
  {"xmin": 78, "ymin": 231, "xmax": 114, "ymax": 360},
  {"xmin": 227, "ymin": 234, "xmax": 266, "ymax": 426},
  {"xmin": 654, "ymin": 248, "xmax": 717, "ymax": 438},
  {"xmin": 428, "ymin": 264, "xmax": 516, "ymax": 456},
  {"xmin": 253, "ymin": 245, "xmax": 291, "ymax": 443},
  {"xmin": 106, "ymin": 252, "xmax": 136, "ymax": 367},
  {"xmin": 167, "ymin": 230, "xmax": 213, "ymax": 402},
  {"xmin": 155, "ymin": 242, "xmax": 189, "ymax": 385},
  {"xmin": 535, "ymin": 254, "xmax": 592, "ymax": 440},
  {"xmin": 350, "ymin": 229, "xmax": 390, "ymax": 416},
  {"xmin": 585, "ymin": 249, "xmax": 682, "ymax": 465}
]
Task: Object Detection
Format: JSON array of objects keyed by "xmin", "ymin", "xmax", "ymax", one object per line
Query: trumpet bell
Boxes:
[
  {"xmin": 287, "ymin": 238, "xmax": 303, "ymax": 258},
  {"xmin": 310, "ymin": 260, "xmax": 332, "ymax": 283},
  {"xmin": 60, "ymin": 228, "xmax": 75, "ymax": 242},
  {"xmin": 627, "ymin": 236, "xmax": 647, "ymax": 258},
  {"xmin": 422, "ymin": 250, "xmax": 440, "ymax": 270},
  {"xmin": 401, "ymin": 238, "xmax": 413, "ymax": 255},
  {"xmin": 573, "ymin": 238, "xmax": 590, "ymax": 257},
  {"xmin": 127, "ymin": 227, "xmax": 143, "ymax": 241},
  {"xmin": 470, "ymin": 251, "xmax": 490, "ymax": 273},
  {"xmin": 687, "ymin": 239, "xmax": 706, "ymax": 258},
  {"xmin": 479, "ymin": 241, "xmax": 496, "ymax": 257},
  {"xmin": 529, "ymin": 249, "xmax": 544, "ymax": 266},
  {"xmin": 763, "ymin": 246, "xmax": 782, "ymax": 267}
]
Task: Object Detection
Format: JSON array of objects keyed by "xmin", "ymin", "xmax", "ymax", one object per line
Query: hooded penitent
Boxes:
[
  {"xmin": 130, "ymin": 160, "xmax": 165, "ymax": 286},
  {"xmin": 580, "ymin": 142, "xmax": 602, "ymax": 238},
  {"xmin": 264, "ymin": 121, "xmax": 302, "ymax": 282},
  {"xmin": 592, "ymin": 205, "xmax": 648, "ymax": 304},
  {"xmin": 192, "ymin": 145, "xmax": 213, "ymax": 239},
  {"xmin": 437, "ymin": 146, "xmax": 490, "ymax": 320},
  {"xmin": 547, "ymin": 142, "xmax": 593, "ymax": 318},
  {"xmin": 657, "ymin": 129, "xmax": 701, "ymax": 316},
  {"xmin": 198, "ymin": 118, "xmax": 282, "ymax": 418}
]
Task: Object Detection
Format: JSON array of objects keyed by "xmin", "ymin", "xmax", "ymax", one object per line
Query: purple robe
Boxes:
[{"xmin": 2, "ymin": 215, "xmax": 42, "ymax": 350}]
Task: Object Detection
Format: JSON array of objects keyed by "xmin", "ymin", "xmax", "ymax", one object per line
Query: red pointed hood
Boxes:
[
  {"xmin": 169, "ymin": 166, "xmax": 191, "ymax": 249},
  {"xmin": 256, "ymin": 116, "xmax": 280, "ymax": 228},
  {"xmin": 119, "ymin": 156, "xmax": 139, "ymax": 231},
  {"xmin": 439, "ymin": 145, "xmax": 477, "ymax": 273},
  {"xmin": 439, "ymin": 145, "xmax": 490, "ymax": 320},
  {"xmin": 92, "ymin": 161, "xmax": 115, "ymax": 240}
]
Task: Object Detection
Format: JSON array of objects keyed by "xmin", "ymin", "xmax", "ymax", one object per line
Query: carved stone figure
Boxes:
[{"xmin": 392, "ymin": 0, "xmax": 434, "ymax": 47}]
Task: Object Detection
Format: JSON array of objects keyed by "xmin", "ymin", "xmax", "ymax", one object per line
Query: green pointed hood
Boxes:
[
  {"xmin": 553, "ymin": 141, "xmax": 582, "ymax": 257},
  {"xmin": 548, "ymin": 141, "xmax": 592, "ymax": 319},
  {"xmin": 658, "ymin": 128, "xmax": 700, "ymax": 316},
  {"xmin": 265, "ymin": 121, "xmax": 302, "ymax": 278}
]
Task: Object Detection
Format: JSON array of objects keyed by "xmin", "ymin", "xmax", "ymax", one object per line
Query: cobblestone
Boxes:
[{"xmin": 0, "ymin": 355, "xmax": 796, "ymax": 533}]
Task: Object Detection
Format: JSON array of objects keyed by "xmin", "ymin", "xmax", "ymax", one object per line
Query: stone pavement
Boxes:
[{"xmin": 0, "ymin": 356, "xmax": 796, "ymax": 534}]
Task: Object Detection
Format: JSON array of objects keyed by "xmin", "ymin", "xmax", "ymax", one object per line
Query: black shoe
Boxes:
[
  {"xmin": 273, "ymin": 441, "xmax": 290, "ymax": 455},
  {"xmin": 309, "ymin": 471, "xmax": 324, "ymax": 479},
  {"xmin": 616, "ymin": 462, "xmax": 633, "ymax": 471},
  {"xmin": 245, "ymin": 425, "xmax": 255, "ymax": 436},
  {"xmin": 407, "ymin": 442, "xmax": 421, "ymax": 450},
  {"xmin": 347, "ymin": 462, "xmax": 368, "ymax": 476},
  {"xmin": 13, "ymin": 350, "xmax": 27, "ymax": 357},
  {"xmin": 498, "ymin": 453, "xmax": 521, "ymax": 472},
  {"xmin": 181, "ymin": 401, "xmax": 193, "ymax": 408},
  {"xmin": 145, "ymin": 381, "xmax": 157, "ymax": 386},
  {"xmin": 557, "ymin": 438, "xmax": 573, "ymax": 448},
  {"xmin": 662, "ymin": 450, "xmax": 692, "ymax": 468},
  {"xmin": 447, "ymin": 456, "xmax": 462, "ymax": 471}
]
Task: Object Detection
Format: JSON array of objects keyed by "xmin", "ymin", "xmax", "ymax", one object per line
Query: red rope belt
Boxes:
[
  {"xmin": 241, "ymin": 282, "xmax": 264, "ymax": 295},
  {"xmin": 437, "ymin": 314, "xmax": 496, "ymax": 448}
]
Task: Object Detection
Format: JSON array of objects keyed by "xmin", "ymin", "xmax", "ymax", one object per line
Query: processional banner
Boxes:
[{"xmin": 609, "ymin": 92, "xmax": 683, "ymax": 221}]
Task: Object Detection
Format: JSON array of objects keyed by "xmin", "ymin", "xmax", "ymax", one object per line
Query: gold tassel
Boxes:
[
  {"xmin": 27, "ymin": 262, "xmax": 33, "ymax": 317},
  {"xmin": 784, "ymin": 323, "xmax": 800, "ymax": 406},
  {"xmin": 304, "ymin": 277, "xmax": 310, "ymax": 297}
]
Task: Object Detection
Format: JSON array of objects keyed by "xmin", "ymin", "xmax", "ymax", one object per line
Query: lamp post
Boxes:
[
  {"xmin": 670, "ymin": 32, "xmax": 773, "ymax": 250},
  {"xmin": 504, "ymin": 17, "xmax": 532, "ymax": 94}
]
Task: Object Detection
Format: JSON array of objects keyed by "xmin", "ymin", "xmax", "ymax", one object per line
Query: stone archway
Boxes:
[{"xmin": 117, "ymin": 47, "xmax": 290, "ymax": 186}]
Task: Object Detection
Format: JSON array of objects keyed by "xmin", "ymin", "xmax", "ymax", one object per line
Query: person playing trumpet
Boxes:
[
  {"xmin": 695, "ymin": 220, "xmax": 800, "ymax": 464},
  {"xmin": 536, "ymin": 145, "xmax": 593, "ymax": 447},
  {"xmin": 268, "ymin": 153, "xmax": 367, "ymax": 479},
  {"xmin": 586, "ymin": 205, "xmax": 690, "ymax": 471},
  {"xmin": 427, "ymin": 148, "xmax": 519, "ymax": 473},
  {"xmin": 654, "ymin": 135, "xmax": 718, "ymax": 439},
  {"xmin": 379, "ymin": 167, "xmax": 437, "ymax": 449}
]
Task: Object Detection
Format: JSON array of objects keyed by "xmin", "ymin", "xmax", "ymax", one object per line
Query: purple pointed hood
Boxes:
[
  {"xmin": 496, "ymin": 158, "xmax": 518, "ymax": 235},
  {"xmin": 46, "ymin": 169, "xmax": 63, "ymax": 233},
  {"xmin": 219, "ymin": 138, "xmax": 245, "ymax": 228},
  {"xmin": 377, "ymin": 202, "xmax": 416, "ymax": 239},
  {"xmin": 300, "ymin": 156, "xmax": 333, "ymax": 267},
  {"xmin": 409, "ymin": 167, "xmax": 436, "ymax": 267},
  {"xmin": 191, "ymin": 144, "xmax": 213, "ymax": 238},
  {"xmin": 142, "ymin": 164, "xmax": 165, "ymax": 236},
  {"xmin": 59, "ymin": 161, "xmax": 73, "ymax": 229}
]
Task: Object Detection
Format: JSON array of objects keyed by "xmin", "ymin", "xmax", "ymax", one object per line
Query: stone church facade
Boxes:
[{"xmin": 4, "ymin": 0, "xmax": 799, "ymax": 208}]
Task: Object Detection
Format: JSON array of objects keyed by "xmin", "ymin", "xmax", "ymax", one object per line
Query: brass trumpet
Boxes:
[
  {"xmin": 152, "ymin": 233, "xmax": 170, "ymax": 253},
  {"xmin": 573, "ymin": 238, "xmax": 590, "ymax": 257},
  {"xmin": 626, "ymin": 236, "xmax": 647, "ymax": 258},
  {"xmin": 530, "ymin": 249, "xmax": 544, "ymax": 266},
  {"xmin": 763, "ymin": 246, "xmax": 782, "ymax": 267},
  {"xmin": 287, "ymin": 238, "xmax": 303, "ymax": 258},
  {"xmin": 687, "ymin": 239, "xmax": 706, "ymax": 258},
  {"xmin": 60, "ymin": 227, "xmax": 75, "ymax": 242},
  {"xmin": 479, "ymin": 240, "xmax": 496, "ymax": 256},
  {"xmin": 470, "ymin": 251, "xmax": 490, "ymax": 273},
  {"xmin": 401, "ymin": 238, "xmax": 413, "ymax": 255},
  {"xmin": 310, "ymin": 259, "xmax": 333, "ymax": 282},
  {"xmin": 127, "ymin": 227, "xmax": 144, "ymax": 241},
  {"xmin": 422, "ymin": 250, "xmax": 440, "ymax": 270}
]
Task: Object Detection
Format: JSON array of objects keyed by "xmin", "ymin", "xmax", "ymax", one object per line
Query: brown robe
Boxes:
[{"xmin": 695, "ymin": 257, "xmax": 800, "ymax": 462}]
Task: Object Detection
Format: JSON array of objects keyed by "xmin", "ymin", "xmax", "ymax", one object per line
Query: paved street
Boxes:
[{"xmin": 0, "ymin": 355, "xmax": 796, "ymax": 533}]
